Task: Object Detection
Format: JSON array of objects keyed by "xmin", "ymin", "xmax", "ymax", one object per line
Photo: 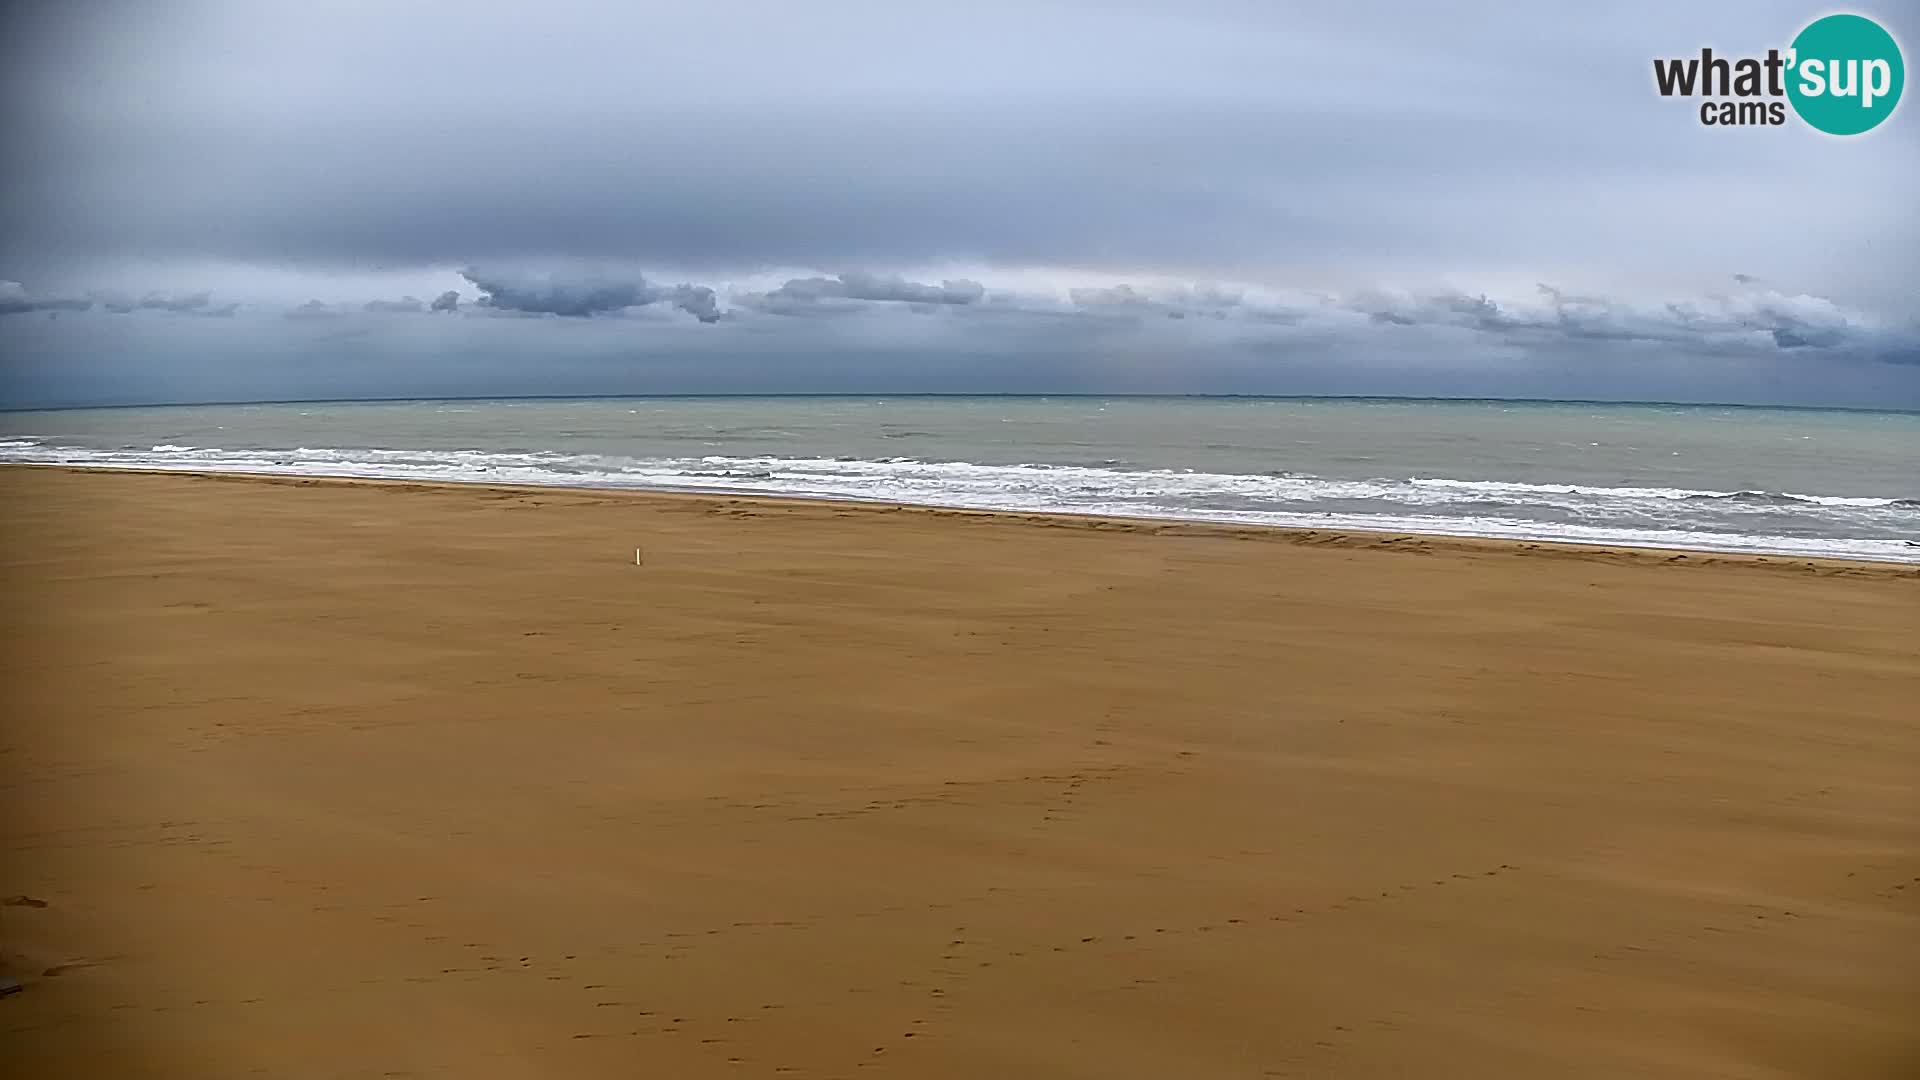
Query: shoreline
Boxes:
[{"xmin": 7, "ymin": 463, "xmax": 1918, "ymax": 575}]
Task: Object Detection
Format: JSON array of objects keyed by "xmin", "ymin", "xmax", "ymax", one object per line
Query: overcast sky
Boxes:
[{"xmin": 2, "ymin": 0, "xmax": 1916, "ymax": 408}]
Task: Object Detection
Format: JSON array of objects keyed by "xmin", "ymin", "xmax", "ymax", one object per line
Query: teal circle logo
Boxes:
[{"xmin": 1787, "ymin": 14, "xmax": 1904, "ymax": 135}]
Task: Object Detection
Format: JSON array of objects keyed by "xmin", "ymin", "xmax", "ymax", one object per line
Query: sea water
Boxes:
[{"xmin": 4, "ymin": 396, "xmax": 1917, "ymax": 562}]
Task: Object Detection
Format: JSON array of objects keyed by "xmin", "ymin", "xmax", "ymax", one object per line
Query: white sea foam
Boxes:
[
  {"xmin": 2, "ymin": 437, "xmax": 1915, "ymax": 563},
  {"xmin": 1409, "ymin": 476, "xmax": 1907, "ymax": 508}
]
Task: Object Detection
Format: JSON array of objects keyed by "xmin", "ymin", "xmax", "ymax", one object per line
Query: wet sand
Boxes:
[{"xmin": 2, "ymin": 466, "xmax": 1916, "ymax": 1078}]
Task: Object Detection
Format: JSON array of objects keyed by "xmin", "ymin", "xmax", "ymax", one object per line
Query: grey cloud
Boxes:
[
  {"xmin": 430, "ymin": 290, "xmax": 460, "ymax": 312},
  {"xmin": 1084, "ymin": 279, "xmax": 1892, "ymax": 359},
  {"xmin": 747, "ymin": 273, "xmax": 986, "ymax": 313},
  {"xmin": 99, "ymin": 290, "xmax": 215, "ymax": 313},
  {"xmin": 1347, "ymin": 284, "xmax": 1896, "ymax": 357},
  {"xmin": 1069, "ymin": 284, "xmax": 1156, "ymax": 310},
  {"xmin": 462, "ymin": 268, "xmax": 649, "ymax": 317},
  {"xmin": 460, "ymin": 267, "xmax": 720, "ymax": 321},
  {"xmin": 1438, "ymin": 293, "xmax": 1525, "ymax": 333},
  {"xmin": 146, "ymin": 291, "xmax": 212, "ymax": 312},
  {"xmin": 0, "ymin": 280, "xmax": 91, "ymax": 315},
  {"xmin": 364, "ymin": 296, "xmax": 425, "ymax": 313},
  {"xmin": 670, "ymin": 284, "xmax": 722, "ymax": 323},
  {"xmin": 1068, "ymin": 283, "xmax": 1252, "ymax": 321},
  {"xmin": 285, "ymin": 299, "xmax": 340, "ymax": 319},
  {"xmin": 836, "ymin": 273, "xmax": 984, "ymax": 306}
]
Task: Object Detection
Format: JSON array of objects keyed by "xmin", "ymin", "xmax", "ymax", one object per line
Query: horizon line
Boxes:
[{"xmin": 4, "ymin": 392, "xmax": 1917, "ymax": 418}]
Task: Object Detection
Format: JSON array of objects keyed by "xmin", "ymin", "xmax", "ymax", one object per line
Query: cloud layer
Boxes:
[
  {"xmin": 3, "ymin": 268, "xmax": 1914, "ymax": 410},
  {"xmin": 0, "ymin": 1, "xmax": 1913, "ymax": 408},
  {"xmin": 5, "ymin": 270, "xmax": 1910, "ymax": 361},
  {"xmin": 4, "ymin": 2, "xmax": 1915, "ymax": 302}
]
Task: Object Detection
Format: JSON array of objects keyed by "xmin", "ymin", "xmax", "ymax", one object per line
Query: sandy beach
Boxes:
[{"xmin": 2, "ymin": 465, "xmax": 1915, "ymax": 1078}]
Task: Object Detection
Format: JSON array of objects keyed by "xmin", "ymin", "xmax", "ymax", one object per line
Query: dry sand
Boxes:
[{"xmin": 2, "ymin": 465, "xmax": 1916, "ymax": 1079}]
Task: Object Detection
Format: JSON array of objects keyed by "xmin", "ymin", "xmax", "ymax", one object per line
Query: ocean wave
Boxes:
[
  {"xmin": 2, "ymin": 440, "xmax": 1914, "ymax": 562},
  {"xmin": 1703, "ymin": 490, "xmax": 1920, "ymax": 509},
  {"xmin": 1409, "ymin": 476, "xmax": 1909, "ymax": 508}
]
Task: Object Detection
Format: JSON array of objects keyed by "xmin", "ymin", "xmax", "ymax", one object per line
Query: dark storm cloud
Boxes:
[
  {"xmin": 460, "ymin": 269, "xmax": 651, "ymax": 317},
  {"xmin": 458, "ymin": 268, "xmax": 720, "ymax": 321},
  {"xmin": 429, "ymin": 290, "xmax": 460, "ymax": 313}
]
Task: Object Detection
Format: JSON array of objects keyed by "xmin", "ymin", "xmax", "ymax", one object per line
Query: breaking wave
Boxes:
[
  {"xmin": 1409, "ymin": 476, "xmax": 1913, "ymax": 508},
  {"xmin": 2, "ymin": 437, "xmax": 1915, "ymax": 562}
]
